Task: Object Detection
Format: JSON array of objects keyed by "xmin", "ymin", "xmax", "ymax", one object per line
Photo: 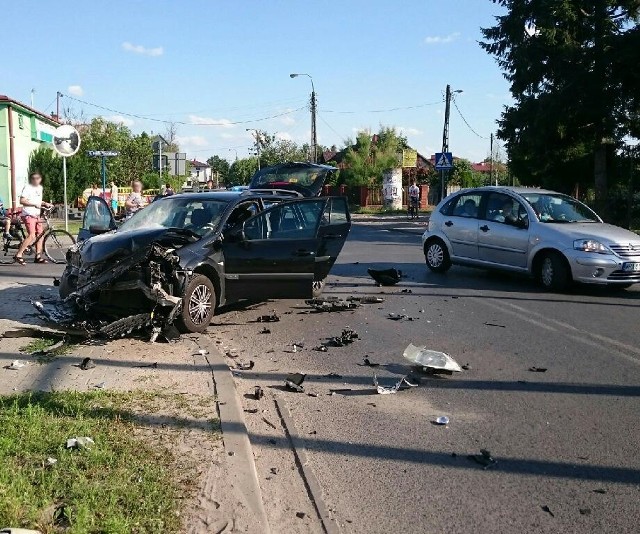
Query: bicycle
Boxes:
[
  {"xmin": 0, "ymin": 207, "xmax": 76, "ymax": 265},
  {"xmin": 408, "ymin": 197, "xmax": 419, "ymax": 220}
]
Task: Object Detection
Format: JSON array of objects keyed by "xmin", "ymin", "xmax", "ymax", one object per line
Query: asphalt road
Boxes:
[
  {"xmin": 2, "ymin": 224, "xmax": 639, "ymax": 533},
  {"xmin": 213, "ymin": 221, "xmax": 640, "ymax": 534}
]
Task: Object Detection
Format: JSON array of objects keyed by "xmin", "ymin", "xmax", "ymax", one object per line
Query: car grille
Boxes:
[
  {"xmin": 609, "ymin": 244, "xmax": 640, "ymax": 258},
  {"xmin": 607, "ymin": 270, "xmax": 640, "ymax": 281}
]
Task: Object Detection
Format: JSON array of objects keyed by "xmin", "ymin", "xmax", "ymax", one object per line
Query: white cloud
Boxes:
[
  {"xmin": 122, "ymin": 41, "xmax": 164, "ymax": 57},
  {"xmin": 188, "ymin": 115, "xmax": 234, "ymax": 128},
  {"xmin": 105, "ymin": 115, "xmax": 135, "ymax": 127},
  {"xmin": 399, "ymin": 127, "xmax": 423, "ymax": 136},
  {"xmin": 220, "ymin": 132, "xmax": 235, "ymax": 139},
  {"xmin": 67, "ymin": 85, "xmax": 83, "ymax": 97},
  {"xmin": 175, "ymin": 135, "xmax": 209, "ymax": 153},
  {"xmin": 424, "ymin": 32, "xmax": 460, "ymax": 45},
  {"xmin": 280, "ymin": 115, "xmax": 296, "ymax": 126},
  {"xmin": 275, "ymin": 132, "xmax": 293, "ymax": 141}
]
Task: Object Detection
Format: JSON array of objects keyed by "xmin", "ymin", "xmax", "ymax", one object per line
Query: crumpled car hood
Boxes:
[{"xmin": 79, "ymin": 227, "xmax": 181, "ymax": 265}]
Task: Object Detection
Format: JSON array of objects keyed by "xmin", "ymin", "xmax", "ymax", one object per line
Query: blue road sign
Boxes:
[{"xmin": 434, "ymin": 152, "xmax": 453, "ymax": 170}]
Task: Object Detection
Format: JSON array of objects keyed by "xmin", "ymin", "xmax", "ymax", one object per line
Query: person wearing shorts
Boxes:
[{"xmin": 15, "ymin": 173, "xmax": 52, "ymax": 265}]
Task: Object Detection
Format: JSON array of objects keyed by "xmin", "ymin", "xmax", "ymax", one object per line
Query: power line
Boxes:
[
  {"xmin": 317, "ymin": 112, "xmax": 349, "ymax": 145},
  {"xmin": 60, "ymin": 94, "xmax": 305, "ymax": 126},
  {"xmin": 323, "ymin": 99, "xmax": 444, "ymax": 114},
  {"xmin": 451, "ymin": 97, "xmax": 488, "ymax": 139}
]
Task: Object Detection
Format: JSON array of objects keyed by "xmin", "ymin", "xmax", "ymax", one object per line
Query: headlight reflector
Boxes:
[{"xmin": 573, "ymin": 239, "xmax": 610, "ymax": 253}]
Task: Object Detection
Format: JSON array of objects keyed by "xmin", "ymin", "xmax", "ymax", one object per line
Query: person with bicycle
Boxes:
[
  {"xmin": 408, "ymin": 179, "xmax": 420, "ymax": 219},
  {"xmin": 14, "ymin": 172, "xmax": 52, "ymax": 265},
  {"xmin": 0, "ymin": 195, "xmax": 12, "ymax": 240}
]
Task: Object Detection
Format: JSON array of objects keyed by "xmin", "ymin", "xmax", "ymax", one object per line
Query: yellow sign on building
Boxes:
[{"xmin": 402, "ymin": 149, "xmax": 418, "ymax": 168}]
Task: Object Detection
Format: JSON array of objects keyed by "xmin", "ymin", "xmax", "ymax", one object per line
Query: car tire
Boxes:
[
  {"xmin": 425, "ymin": 238, "xmax": 451, "ymax": 273},
  {"xmin": 538, "ymin": 251, "xmax": 570, "ymax": 291},
  {"xmin": 312, "ymin": 278, "xmax": 326, "ymax": 298},
  {"xmin": 176, "ymin": 274, "xmax": 216, "ymax": 333}
]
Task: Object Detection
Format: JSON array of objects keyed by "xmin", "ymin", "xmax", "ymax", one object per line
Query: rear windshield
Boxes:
[{"xmin": 251, "ymin": 165, "xmax": 331, "ymax": 194}]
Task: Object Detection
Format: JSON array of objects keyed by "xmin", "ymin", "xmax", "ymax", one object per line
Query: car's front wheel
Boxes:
[
  {"xmin": 425, "ymin": 239, "xmax": 451, "ymax": 273},
  {"xmin": 538, "ymin": 251, "xmax": 570, "ymax": 291},
  {"xmin": 176, "ymin": 274, "xmax": 216, "ymax": 333}
]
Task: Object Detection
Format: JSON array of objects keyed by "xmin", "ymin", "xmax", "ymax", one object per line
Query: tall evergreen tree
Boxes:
[{"xmin": 481, "ymin": 0, "xmax": 639, "ymax": 216}]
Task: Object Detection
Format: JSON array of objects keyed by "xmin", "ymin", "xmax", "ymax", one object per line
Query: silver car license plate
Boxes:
[{"xmin": 622, "ymin": 262, "xmax": 640, "ymax": 272}]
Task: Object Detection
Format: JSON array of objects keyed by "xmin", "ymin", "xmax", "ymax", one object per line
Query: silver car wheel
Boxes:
[
  {"xmin": 541, "ymin": 257, "xmax": 554, "ymax": 287},
  {"xmin": 427, "ymin": 243, "xmax": 444, "ymax": 268},
  {"xmin": 189, "ymin": 284, "xmax": 212, "ymax": 325}
]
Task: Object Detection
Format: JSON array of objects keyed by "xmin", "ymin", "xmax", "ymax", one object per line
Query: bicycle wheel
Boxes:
[
  {"xmin": 0, "ymin": 240, "xmax": 15, "ymax": 264},
  {"xmin": 43, "ymin": 230, "xmax": 76, "ymax": 264}
]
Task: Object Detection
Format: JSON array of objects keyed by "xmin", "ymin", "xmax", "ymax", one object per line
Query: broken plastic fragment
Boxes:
[
  {"xmin": 285, "ymin": 373, "xmax": 306, "ymax": 392},
  {"xmin": 347, "ymin": 296, "xmax": 384, "ymax": 304},
  {"xmin": 198, "ymin": 349, "xmax": 208, "ymax": 355},
  {"xmin": 403, "ymin": 343, "xmax": 462, "ymax": 373},
  {"xmin": 259, "ymin": 327, "xmax": 271, "ymax": 334},
  {"xmin": 467, "ymin": 449, "xmax": 497, "ymax": 469},
  {"xmin": 94, "ymin": 382, "xmax": 106, "ymax": 389},
  {"xmin": 6, "ymin": 360, "xmax": 25, "ymax": 370},
  {"xmin": 257, "ymin": 313, "xmax": 280, "ymax": 323},
  {"xmin": 529, "ymin": 366, "xmax": 547, "ymax": 373},
  {"xmin": 373, "ymin": 373, "xmax": 417, "ymax": 395},
  {"xmin": 361, "ymin": 357, "xmax": 380, "ymax": 367},
  {"xmin": 66, "ymin": 436, "xmax": 95, "ymax": 450},
  {"xmin": 434, "ymin": 416, "xmax": 450, "ymax": 425},
  {"xmin": 541, "ymin": 505, "xmax": 555, "ymax": 517},
  {"xmin": 367, "ymin": 268, "xmax": 402, "ymax": 286},
  {"xmin": 79, "ymin": 357, "xmax": 95, "ymax": 370},
  {"xmin": 45, "ymin": 457, "xmax": 58, "ymax": 467},
  {"xmin": 254, "ymin": 386, "xmax": 264, "ymax": 400},
  {"xmin": 235, "ymin": 361, "xmax": 255, "ymax": 371}
]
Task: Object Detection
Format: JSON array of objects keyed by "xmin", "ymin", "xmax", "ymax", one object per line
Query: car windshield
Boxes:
[
  {"xmin": 520, "ymin": 193, "xmax": 600, "ymax": 223},
  {"xmin": 118, "ymin": 197, "xmax": 230, "ymax": 237},
  {"xmin": 251, "ymin": 165, "xmax": 330, "ymax": 193}
]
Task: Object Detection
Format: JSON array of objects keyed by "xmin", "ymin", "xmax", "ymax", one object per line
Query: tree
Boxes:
[
  {"xmin": 207, "ymin": 155, "xmax": 231, "ymax": 185},
  {"xmin": 228, "ymin": 157, "xmax": 258, "ymax": 185},
  {"xmin": 163, "ymin": 122, "xmax": 180, "ymax": 152},
  {"xmin": 449, "ymin": 159, "xmax": 485, "ymax": 188},
  {"xmin": 481, "ymin": 0, "xmax": 640, "ymax": 217},
  {"xmin": 340, "ymin": 127, "xmax": 406, "ymax": 186}
]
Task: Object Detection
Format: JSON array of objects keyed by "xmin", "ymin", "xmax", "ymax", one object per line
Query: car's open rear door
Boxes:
[{"xmin": 314, "ymin": 196, "xmax": 351, "ymax": 281}]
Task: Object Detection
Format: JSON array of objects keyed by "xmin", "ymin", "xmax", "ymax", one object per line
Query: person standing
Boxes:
[
  {"xmin": 164, "ymin": 182, "xmax": 175, "ymax": 196},
  {"xmin": 91, "ymin": 183, "xmax": 101, "ymax": 198},
  {"xmin": 408, "ymin": 179, "xmax": 420, "ymax": 219},
  {"xmin": 14, "ymin": 172, "xmax": 52, "ymax": 265},
  {"xmin": 124, "ymin": 180, "xmax": 146, "ymax": 218},
  {"xmin": 110, "ymin": 181, "xmax": 119, "ymax": 214}
]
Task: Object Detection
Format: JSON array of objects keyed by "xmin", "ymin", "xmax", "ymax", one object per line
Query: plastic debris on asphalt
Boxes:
[
  {"xmin": 94, "ymin": 382, "xmax": 106, "ymax": 389},
  {"xmin": 254, "ymin": 386, "xmax": 264, "ymax": 400},
  {"xmin": 387, "ymin": 313, "xmax": 418, "ymax": 321},
  {"xmin": 367, "ymin": 268, "xmax": 402, "ymax": 286},
  {"xmin": 197, "ymin": 349, "xmax": 208, "ymax": 355},
  {"xmin": 434, "ymin": 416, "xmax": 450, "ymax": 425},
  {"xmin": 235, "ymin": 361, "xmax": 255, "ymax": 371},
  {"xmin": 360, "ymin": 357, "xmax": 380, "ymax": 367},
  {"xmin": 326, "ymin": 328, "xmax": 359, "ymax": 347},
  {"xmin": 467, "ymin": 449, "xmax": 497, "ymax": 469},
  {"xmin": 347, "ymin": 296, "xmax": 384, "ymax": 304},
  {"xmin": 257, "ymin": 313, "xmax": 280, "ymax": 323},
  {"xmin": 306, "ymin": 298, "xmax": 359, "ymax": 312},
  {"xmin": 541, "ymin": 505, "xmax": 555, "ymax": 517},
  {"xmin": 79, "ymin": 357, "xmax": 96, "ymax": 370},
  {"xmin": 529, "ymin": 366, "xmax": 548, "ymax": 372},
  {"xmin": 373, "ymin": 373, "xmax": 418, "ymax": 394},
  {"xmin": 6, "ymin": 360, "xmax": 25, "ymax": 370},
  {"xmin": 66, "ymin": 437, "xmax": 95, "ymax": 450},
  {"xmin": 285, "ymin": 372, "xmax": 306, "ymax": 392},
  {"xmin": 403, "ymin": 343, "xmax": 463, "ymax": 373}
]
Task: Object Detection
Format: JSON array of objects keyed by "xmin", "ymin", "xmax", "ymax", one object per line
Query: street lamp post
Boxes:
[
  {"xmin": 440, "ymin": 85, "xmax": 463, "ymax": 201},
  {"xmin": 246, "ymin": 129, "xmax": 261, "ymax": 170},
  {"xmin": 290, "ymin": 73, "xmax": 317, "ymax": 164},
  {"xmin": 228, "ymin": 148, "xmax": 238, "ymax": 161}
]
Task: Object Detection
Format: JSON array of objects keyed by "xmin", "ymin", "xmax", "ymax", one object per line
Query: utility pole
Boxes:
[
  {"xmin": 490, "ymin": 132, "xmax": 495, "ymax": 186},
  {"xmin": 440, "ymin": 84, "xmax": 452, "ymax": 202},
  {"xmin": 56, "ymin": 91, "xmax": 61, "ymax": 121},
  {"xmin": 290, "ymin": 73, "xmax": 317, "ymax": 163},
  {"xmin": 246, "ymin": 129, "xmax": 261, "ymax": 170},
  {"xmin": 158, "ymin": 138, "xmax": 163, "ymax": 188}
]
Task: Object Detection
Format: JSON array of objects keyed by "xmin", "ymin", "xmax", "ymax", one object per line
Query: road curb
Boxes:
[
  {"xmin": 275, "ymin": 396, "xmax": 341, "ymax": 534},
  {"xmin": 199, "ymin": 338, "xmax": 271, "ymax": 534}
]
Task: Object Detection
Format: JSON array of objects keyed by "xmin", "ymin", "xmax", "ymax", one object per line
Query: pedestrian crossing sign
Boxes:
[{"xmin": 434, "ymin": 152, "xmax": 453, "ymax": 170}]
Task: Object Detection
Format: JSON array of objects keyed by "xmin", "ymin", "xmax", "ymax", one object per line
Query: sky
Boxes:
[{"xmin": 2, "ymin": 0, "xmax": 510, "ymax": 163}]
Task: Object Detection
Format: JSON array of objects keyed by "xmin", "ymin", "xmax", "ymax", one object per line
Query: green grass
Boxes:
[
  {"xmin": 0, "ymin": 390, "xmax": 218, "ymax": 533},
  {"xmin": 20, "ymin": 337, "xmax": 75, "ymax": 363}
]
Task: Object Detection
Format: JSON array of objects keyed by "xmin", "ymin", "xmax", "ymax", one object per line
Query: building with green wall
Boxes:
[{"xmin": 0, "ymin": 95, "xmax": 59, "ymax": 211}]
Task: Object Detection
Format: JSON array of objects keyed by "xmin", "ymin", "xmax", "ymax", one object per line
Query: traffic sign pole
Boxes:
[
  {"xmin": 101, "ymin": 157, "xmax": 107, "ymax": 194},
  {"xmin": 52, "ymin": 125, "xmax": 81, "ymax": 234},
  {"xmin": 63, "ymin": 157, "xmax": 68, "ymax": 232}
]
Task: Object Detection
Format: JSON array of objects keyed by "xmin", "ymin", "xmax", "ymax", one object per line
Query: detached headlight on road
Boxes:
[{"xmin": 573, "ymin": 239, "xmax": 611, "ymax": 254}]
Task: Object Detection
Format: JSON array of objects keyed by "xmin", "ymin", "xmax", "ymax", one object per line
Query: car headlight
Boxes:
[{"xmin": 573, "ymin": 239, "xmax": 611, "ymax": 254}]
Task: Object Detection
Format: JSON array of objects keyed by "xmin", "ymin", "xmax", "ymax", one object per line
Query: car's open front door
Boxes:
[
  {"xmin": 314, "ymin": 197, "xmax": 352, "ymax": 281},
  {"xmin": 78, "ymin": 196, "xmax": 117, "ymax": 241},
  {"xmin": 222, "ymin": 198, "xmax": 327, "ymax": 301}
]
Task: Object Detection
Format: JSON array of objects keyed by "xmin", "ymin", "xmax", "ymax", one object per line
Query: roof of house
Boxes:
[
  {"xmin": 190, "ymin": 159, "xmax": 210, "ymax": 168},
  {"xmin": 0, "ymin": 95, "xmax": 59, "ymax": 126}
]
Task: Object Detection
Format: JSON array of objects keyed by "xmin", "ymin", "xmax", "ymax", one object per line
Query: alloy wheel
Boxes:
[
  {"xmin": 541, "ymin": 257, "xmax": 554, "ymax": 287},
  {"xmin": 188, "ymin": 284, "xmax": 212, "ymax": 325},
  {"xmin": 427, "ymin": 243, "xmax": 444, "ymax": 268}
]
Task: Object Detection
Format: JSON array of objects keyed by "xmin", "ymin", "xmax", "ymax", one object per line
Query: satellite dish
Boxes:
[{"xmin": 52, "ymin": 124, "xmax": 81, "ymax": 157}]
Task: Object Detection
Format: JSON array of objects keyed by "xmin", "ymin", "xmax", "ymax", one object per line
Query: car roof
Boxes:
[
  {"xmin": 455, "ymin": 186, "xmax": 560, "ymax": 196},
  {"xmin": 158, "ymin": 190, "xmax": 304, "ymax": 203}
]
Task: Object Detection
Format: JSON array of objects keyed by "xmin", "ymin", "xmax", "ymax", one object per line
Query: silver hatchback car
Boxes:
[{"xmin": 422, "ymin": 186, "xmax": 640, "ymax": 290}]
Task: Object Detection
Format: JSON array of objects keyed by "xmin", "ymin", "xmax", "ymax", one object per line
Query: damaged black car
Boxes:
[{"xmin": 54, "ymin": 163, "xmax": 351, "ymax": 337}]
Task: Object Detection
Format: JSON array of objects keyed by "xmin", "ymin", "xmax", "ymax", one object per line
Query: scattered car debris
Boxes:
[
  {"xmin": 462, "ymin": 363, "xmax": 472, "ymax": 371},
  {"xmin": 347, "ymin": 296, "xmax": 384, "ymax": 304},
  {"xmin": 373, "ymin": 373, "xmax": 418, "ymax": 394},
  {"xmin": 45, "ymin": 457, "xmax": 58, "ymax": 467},
  {"xmin": 403, "ymin": 343, "xmax": 463, "ymax": 373},
  {"xmin": 79, "ymin": 357, "xmax": 96, "ymax": 370},
  {"xmin": 541, "ymin": 505, "xmax": 555, "ymax": 517},
  {"xmin": 326, "ymin": 328, "xmax": 359, "ymax": 347},
  {"xmin": 529, "ymin": 367, "xmax": 548, "ymax": 373},
  {"xmin": 313, "ymin": 345, "xmax": 328, "ymax": 352},
  {"xmin": 197, "ymin": 349, "xmax": 208, "ymax": 355},
  {"xmin": 467, "ymin": 449, "xmax": 497, "ymax": 469},
  {"xmin": 262, "ymin": 417, "xmax": 277, "ymax": 429},
  {"xmin": 257, "ymin": 313, "xmax": 280, "ymax": 323},
  {"xmin": 235, "ymin": 361, "xmax": 255, "ymax": 371},
  {"xmin": 387, "ymin": 313, "xmax": 418, "ymax": 321},
  {"xmin": 434, "ymin": 416, "xmax": 450, "ymax": 425},
  {"xmin": 579, "ymin": 508, "xmax": 591, "ymax": 516},
  {"xmin": 137, "ymin": 362, "xmax": 158, "ymax": 369},
  {"xmin": 254, "ymin": 386, "xmax": 264, "ymax": 400},
  {"xmin": 592, "ymin": 488, "xmax": 607, "ymax": 494},
  {"xmin": 307, "ymin": 392, "xmax": 318, "ymax": 398},
  {"xmin": 399, "ymin": 288, "xmax": 413, "ymax": 294},
  {"xmin": 296, "ymin": 512, "xmax": 306, "ymax": 519},
  {"xmin": 367, "ymin": 268, "xmax": 402, "ymax": 286},
  {"xmin": 259, "ymin": 327, "xmax": 271, "ymax": 334},
  {"xmin": 66, "ymin": 436, "xmax": 95, "ymax": 450},
  {"xmin": 94, "ymin": 382, "xmax": 106, "ymax": 389},
  {"xmin": 270, "ymin": 467, "xmax": 278, "ymax": 475},
  {"xmin": 305, "ymin": 298, "xmax": 359, "ymax": 312},
  {"xmin": 6, "ymin": 360, "xmax": 25, "ymax": 370},
  {"xmin": 285, "ymin": 373, "xmax": 306, "ymax": 392},
  {"xmin": 484, "ymin": 322, "xmax": 506, "ymax": 328},
  {"xmin": 244, "ymin": 408, "xmax": 258, "ymax": 414},
  {"xmin": 359, "ymin": 357, "xmax": 380, "ymax": 367}
]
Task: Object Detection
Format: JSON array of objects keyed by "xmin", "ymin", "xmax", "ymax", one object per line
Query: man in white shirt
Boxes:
[
  {"xmin": 15, "ymin": 172, "xmax": 52, "ymax": 264},
  {"xmin": 408, "ymin": 180, "xmax": 420, "ymax": 219}
]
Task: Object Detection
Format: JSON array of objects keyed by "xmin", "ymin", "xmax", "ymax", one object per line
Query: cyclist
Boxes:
[
  {"xmin": 14, "ymin": 172, "xmax": 52, "ymax": 265},
  {"xmin": 0, "ymin": 195, "xmax": 12, "ymax": 240}
]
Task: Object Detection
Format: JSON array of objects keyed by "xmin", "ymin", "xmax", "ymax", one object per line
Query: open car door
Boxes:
[
  {"xmin": 223, "ymin": 198, "xmax": 344, "ymax": 301},
  {"xmin": 78, "ymin": 196, "xmax": 117, "ymax": 241},
  {"xmin": 315, "ymin": 197, "xmax": 351, "ymax": 281}
]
